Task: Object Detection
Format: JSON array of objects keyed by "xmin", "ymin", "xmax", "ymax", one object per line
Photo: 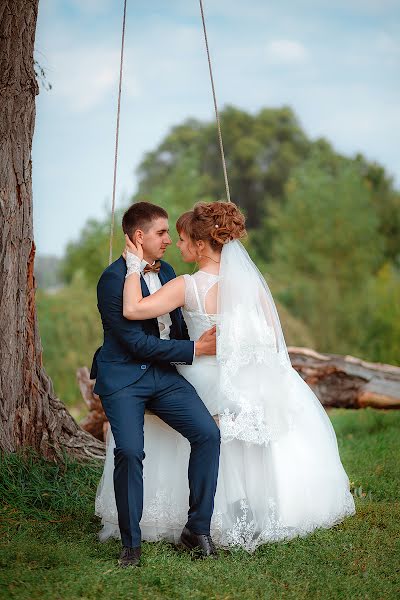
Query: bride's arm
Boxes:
[{"xmin": 123, "ymin": 268, "xmax": 185, "ymax": 320}]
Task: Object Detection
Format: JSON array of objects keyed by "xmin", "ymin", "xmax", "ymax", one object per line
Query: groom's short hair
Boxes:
[{"xmin": 122, "ymin": 202, "xmax": 168, "ymax": 238}]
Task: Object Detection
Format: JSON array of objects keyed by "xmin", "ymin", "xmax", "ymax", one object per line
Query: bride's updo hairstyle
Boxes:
[{"xmin": 176, "ymin": 201, "xmax": 246, "ymax": 251}]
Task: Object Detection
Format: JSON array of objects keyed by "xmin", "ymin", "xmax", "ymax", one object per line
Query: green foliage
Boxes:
[
  {"xmin": 36, "ymin": 274, "xmax": 102, "ymax": 413},
  {"xmin": 137, "ymin": 105, "xmax": 311, "ymax": 233},
  {"xmin": 55, "ymin": 104, "xmax": 399, "ymax": 370},
  {"xmin": 359, "ymin": 264, "xmax": 400, "ymax": 364},
  {"xmin": 62, "ymin": 211, "xmax": 126, "ymax": 286},
  {"xmin": 354, "ymin": 156, "xmax": 400, "ymax": 263},
  {"xmin": 269, "ymin": 154, "xmax": 387, "ymax": 355},
  {"xmin": 136, "ymin": 106, "xmax": 400, "ymax": 265},
  {"xmin": 34, "ymin": 255, "xmax": 63, "ymax": 289},
  {"xmin": 1, "ymin": 409, "xmax": 399, "ymax": 599}
]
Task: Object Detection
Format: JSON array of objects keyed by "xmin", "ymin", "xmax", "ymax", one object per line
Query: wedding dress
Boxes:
[{"xmin": 95, "ymin": 241, "xmax": 355, "ymax": 552}]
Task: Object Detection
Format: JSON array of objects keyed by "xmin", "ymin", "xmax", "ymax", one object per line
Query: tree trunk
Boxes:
[
  {"xmin": 0, "ymin": 0, "xmax": 104, "ymax": 461},
  {"xmin": 289, "ymin": 347, "xmax": 400, "ymax": 409}
]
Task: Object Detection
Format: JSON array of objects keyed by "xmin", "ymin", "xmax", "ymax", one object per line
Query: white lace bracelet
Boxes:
[{"xmin": 125, "ymin": 251, "xmax": 141, "ymax": 278}]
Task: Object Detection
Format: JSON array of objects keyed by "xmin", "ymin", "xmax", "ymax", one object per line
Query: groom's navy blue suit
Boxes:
[{"xmin": 91, "ymin": 256, "xmax": 220, "ymax": 548}]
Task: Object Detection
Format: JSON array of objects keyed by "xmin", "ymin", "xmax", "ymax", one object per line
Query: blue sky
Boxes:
[{"xmin": 33, "ymin": 0, "xmax": 400, "ymax": 256}]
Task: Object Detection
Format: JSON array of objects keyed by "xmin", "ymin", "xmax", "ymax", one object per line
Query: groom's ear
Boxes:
[{"xmin": 135, "ymin": 229, "xmax": 144, "ymax": 245}]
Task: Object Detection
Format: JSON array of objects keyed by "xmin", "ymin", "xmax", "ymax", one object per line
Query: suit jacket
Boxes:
[{"xmin": 91, "ymin": 256, "xmax": 194, "ymax": 396}]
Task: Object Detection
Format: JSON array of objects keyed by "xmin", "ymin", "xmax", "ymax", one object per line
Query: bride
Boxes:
[{"xmin": 95, "ymin": 200, "xmax": 355, "ymax": 552}]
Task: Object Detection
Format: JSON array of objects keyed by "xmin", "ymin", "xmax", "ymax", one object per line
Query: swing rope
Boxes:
[
  {"xmin": 109, "ymin": 0, "xmax": 231, "ymax": 263},
  {"xmin": 109, "ymin": 0, "xmax": 127, "ymax": 265},
  {"xmin": 198, "ymin": 0, "xmax": 231, "ymax": 203}
]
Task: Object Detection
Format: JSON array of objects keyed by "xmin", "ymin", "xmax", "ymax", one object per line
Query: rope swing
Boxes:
[
  {"xmin": 109, "ymin": 0, "xmax": 230, "ymax": 264},
  {"xmin": 109, "ymin": 0, "xmax": 127, "ymax": 265},
  {"xmin": 198, "ymin": 0, "xmax": 231, "ymax": 204}
]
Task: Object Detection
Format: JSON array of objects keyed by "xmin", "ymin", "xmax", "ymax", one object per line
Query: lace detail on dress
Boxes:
[
  {"xmin": 183, "ymin": 271, "xmax": 219, "ymax": 314},
  {"xmin": 96, "ymin": 485, "xmax": 355, "ymax": 552},
  {"xmin": 217, "ymin": 374, "xmax": 300, "ymax": 447},
  {"xmin": 95, "ymin": 488, "xmax": 189, "ymax": 544},
  {"xmin": 141, "ymin": 489, "xmax": 188, "ymax": 529},
  {"xmin": 212, "ymin": 490, "xmax": 356, "ymax": 553},
  {"xmin": 217, "ymin": 301, "xmax": 299, "ymax": 446},
  {"xmin": 181, "ymin": 272, "xmax": 219, "ymax": 342},
  {"xmin": 217, "ymin": 303, "xmax": 290, "ymax": 370}
]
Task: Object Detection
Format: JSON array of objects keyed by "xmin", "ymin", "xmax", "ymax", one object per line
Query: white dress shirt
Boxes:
[
  {"xmin": 140, "ymin": 259, "xmax": 172, "ymax": 340},
  {"xmin": 140, "ymin": 258, "xmax": 195, "ymax": 362}
]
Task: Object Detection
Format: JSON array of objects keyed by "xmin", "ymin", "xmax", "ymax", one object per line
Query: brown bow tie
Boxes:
[{"xmin": 142, "ymin": 260, "xmax": 161, "ymax": 275}]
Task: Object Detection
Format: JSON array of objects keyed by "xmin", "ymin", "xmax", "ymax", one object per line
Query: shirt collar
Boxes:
[{"xmin": 140, "ymin": 259, "xmax": 156, "ymax": 273}]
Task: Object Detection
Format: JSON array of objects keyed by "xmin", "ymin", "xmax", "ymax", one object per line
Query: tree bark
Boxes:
[
  {"xmin": 289, "ymin": 347, "xmax": 400, "ymax": 409},
  {"xmin": 0, "ymin": 0, "xmax": 104, "ymax": 461}
]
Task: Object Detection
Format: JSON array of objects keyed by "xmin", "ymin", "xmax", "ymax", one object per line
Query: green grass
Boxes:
[{"xmin": 1, "ymin": 408, "xmax": 399, "ymax": 599}]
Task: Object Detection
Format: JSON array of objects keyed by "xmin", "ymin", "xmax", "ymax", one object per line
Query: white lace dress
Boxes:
[{"xmin": 95, "ymin": 271, "xmax": 355, "ymax": 552}]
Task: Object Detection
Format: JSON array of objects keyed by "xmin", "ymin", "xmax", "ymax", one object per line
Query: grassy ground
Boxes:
[{"xmin": 0, "ymin": 408, "xmax": 399, "ymax": 600}]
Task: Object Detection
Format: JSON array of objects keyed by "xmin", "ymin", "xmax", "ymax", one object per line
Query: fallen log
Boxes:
[
  {"xmin": 289, "ymin": 347, "xmax": 400, "ymax": 409},
  {"xmin": 77, "ymin": 367, "xmax": 108, "ymax": 441},
  {"xmin": 77, "ymin": 350, "xmax": 400, "ymax": 441}
]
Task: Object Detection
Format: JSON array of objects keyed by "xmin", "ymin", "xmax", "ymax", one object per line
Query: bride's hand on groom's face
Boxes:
[{"xmin": 122, "ymin": 233, "xmax": 144, "ymax": 261}]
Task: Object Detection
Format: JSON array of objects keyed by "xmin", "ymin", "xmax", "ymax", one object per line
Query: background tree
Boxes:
[
  {"xmin": 358, "ymin": 263, "xmax": 400, "ymax": 365},
  {"xmin": 137, "ymin": 106, "xmax": 311, "ymax": 233},
  {"xmin": 62, "ymin": 211, "xmax": 125, "ymax": 286},
  {"xmin": 0, "ymin": 0, "xmax": 103, "ymax": 460},
  {"xmin": 136, "ymin": 107, "xmax": 400, "ymax": 265},
  {"xmin": 354, "ymin": 157, "xmax": 400, "ymax": 264},
  {"xmin": 268, "ymin": 154, "xmax": 385, "ymax": 355},
  {"xmin": 59, "ymin": 108, "xmax": 399, "ymax": 386},
  {"xmin": 36, "ymin": 274, "xmax": 102, "ymax": 415}
]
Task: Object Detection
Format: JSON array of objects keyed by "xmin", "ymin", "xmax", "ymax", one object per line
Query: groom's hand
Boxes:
[{"xmin": 195, "ymin": 325, "xmax": 217, "ymax": 356}]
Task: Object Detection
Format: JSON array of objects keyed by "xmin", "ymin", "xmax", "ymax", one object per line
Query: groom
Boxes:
[{"xmin": 91, "ymin": 201, "xmax": 220, "ymax": 567}]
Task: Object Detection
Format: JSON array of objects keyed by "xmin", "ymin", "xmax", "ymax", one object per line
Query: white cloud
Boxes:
[
  {"xmin": 69, "ymin": 0, "xmax": 115, "ymax": 15},
  {"xmin": 49, "ymin": 47, "xmax": 140, "ymax": 112},
  {"xmin": 265, "ymin": 40, "xmax": 309, "ymax": 65}
]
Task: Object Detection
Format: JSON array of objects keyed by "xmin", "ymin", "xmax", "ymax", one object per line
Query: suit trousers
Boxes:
[{"xmin": 100, "ymin": 364, "xmax": 220, "ymax": 548}]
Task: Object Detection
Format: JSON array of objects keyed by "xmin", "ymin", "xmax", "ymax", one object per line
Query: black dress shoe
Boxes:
[
  {"xmin": 118, "ymin": 545, "xmax": 141, "ymax": 568},
  {"xmin": 180, "ymin": 526, "xmax": 218, "ymax": 559}
]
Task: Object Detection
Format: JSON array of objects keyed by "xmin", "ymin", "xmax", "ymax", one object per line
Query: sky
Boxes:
[{"xmin": 32, "ymin": 0, "xmax": 400, "ymax": 257}]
